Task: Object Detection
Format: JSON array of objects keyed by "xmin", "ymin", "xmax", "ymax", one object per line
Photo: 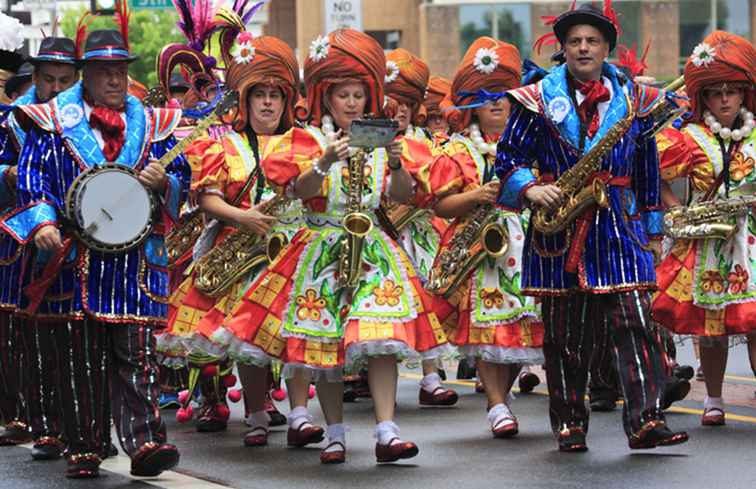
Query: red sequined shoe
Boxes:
[
  {"xmin": 628, "ymin": 420, "xmax": 689, "ymax": 450},
  {"xmin": 243, "ymin": 426, "xmax": 269, "ymax": 447},
  {"xmin": 320, "ymin": 441, "xmax": 346, "ymax": 464},
  {"xmin": 419, "ymin": 387, "xmax": 459, "ymax": 406},
  {"xmin": 130, "ymin": 442, "xmax": 180, "ymax": 477},
  {"xmin": 375, "ymin": 439, "xmax": 419, "ymax": 463},
  {"xmin": 701, "ymin": 407, "xmax": 726, "ymax": 426},
  {"xmin": 0, "ymin": 421, "xmax": 32, "ymax": 446},
  {"xmin": 65, "ymin": 452, "xmax": 101, "ymax": 479},
  {"xmin": 287, "ymin": 423, "xmax": 325, "ymax": 447},
  {"xmin": 31, "ymin": 436, "xmax": 64, "ymax": 461},
  {"xmin": 557, "ymin": 427, "xmax": 588, "ymax": 452},
  {"xmin": 492, "ymin": 415, "xmax": 519, "ymax": 439}
]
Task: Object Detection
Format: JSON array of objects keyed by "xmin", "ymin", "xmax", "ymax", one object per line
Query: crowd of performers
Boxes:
[{"xmin": 0, "ymin": 0, "xmax": 755, "ymax": 480}]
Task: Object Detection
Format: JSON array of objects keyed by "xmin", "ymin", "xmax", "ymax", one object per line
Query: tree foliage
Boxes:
[
  {"xmin": 60, "ymin": 6, "xmax": 183, "ymax": 87},
  {"xmin": 460, "ymin": 9, "xmax": 525, "ymax": 58}
]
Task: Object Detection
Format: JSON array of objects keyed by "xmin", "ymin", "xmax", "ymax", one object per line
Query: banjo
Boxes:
[{"xmin": 64, "ymin": 90, "xmax": 239, "ymax": 253}]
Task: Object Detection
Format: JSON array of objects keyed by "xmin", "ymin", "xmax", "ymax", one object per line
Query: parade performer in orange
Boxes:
[
  {"xmin": 210, "ymin": 28, "xmax": 449, "ymax": 464},
  {"xmin": 653, "ymin": 31, "xmax": 756, "ymax": 426},
  {"xmin": 419, "ymin": 37, "xmax": 544, "ymax": 438}
]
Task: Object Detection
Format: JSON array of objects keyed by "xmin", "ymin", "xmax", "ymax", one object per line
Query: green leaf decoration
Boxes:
[
  {"xmin": 313, "ymin": 240, "xmax": 341, "ymax": 281},
  {"xmin": 352, "ymin": 275, "xmax": 382, "ymax": 309},
  {"xmin": 363, "ymin": 241, "xmax": 390, "ymax": 276},
  {"xmin": 413, "ymin": 225, "xmax": 435, "ymax": 254},
  {"xmin": 497, "ymin": 269, "xmax": 525, "ymax": 307},
  {"xmin": 319, "ymin": 280, "xmax": 342, "ymax": 322},
  {"xmin": 748, "ymin": 215, "xmax": 756, "ymax": 236}
]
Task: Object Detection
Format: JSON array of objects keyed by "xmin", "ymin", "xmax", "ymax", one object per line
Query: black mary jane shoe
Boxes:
[
  {"xmin": 65, "ymin": 453, "xmax": 101, "ymax": 479},
  {"xmin": 130, "ymin": 442, "xmax": 180, "ymax": 477}
]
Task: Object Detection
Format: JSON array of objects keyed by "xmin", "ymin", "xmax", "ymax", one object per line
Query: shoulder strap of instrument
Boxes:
[{"xmin": 229, "ymin": 129, "xmax": 263, "ymax": 207}]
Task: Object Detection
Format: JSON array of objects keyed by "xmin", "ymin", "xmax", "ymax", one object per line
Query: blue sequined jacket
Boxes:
[
  {"xmin": 0, "ymin": 82, "xmax": 190, "ymax": 324},
  {"xmin": 495, "ymin": 63, "xmax": 668, "ymax": 295}
]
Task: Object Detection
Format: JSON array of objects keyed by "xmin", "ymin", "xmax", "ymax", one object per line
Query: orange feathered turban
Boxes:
[
  {"xmin": 423, "ymin": 76, "xmax": 451, "ymax": 118},
  {"xmin": 445, "ymin": 37, "xmax": 522, "ymax": 133},
  {"xmin": 300, "ymin": 28, "xmax": 386, "ymax": 126},
  {"xmin": 684, "ymin": 31, "xmax": 756, "ymax": 122},
  {"xmin": 385, "ymin": 48, "xmax": 430, "ymax": 124},
  {"xmin": 223, "ymin": 34, "xmax": 301, "ymax": 132}
]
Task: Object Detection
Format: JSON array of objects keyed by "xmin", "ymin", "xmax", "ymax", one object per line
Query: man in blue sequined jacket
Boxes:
[
  {"xmin": 494, "ymin": 4, "xmax": 688, "ymax": 452},
  {"xmin": 1, "ymin": 30, "xmax": 189, "ymax": 479}
]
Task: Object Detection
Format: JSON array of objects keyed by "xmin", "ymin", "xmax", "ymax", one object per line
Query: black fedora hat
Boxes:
[
  {"xmin": 5, "ymin": 62, "xmax": 33, "ymax": 97},
  {"xmin": 30, "ymin": 37, "xmax": 77, "ymax": 66},
  {"xmin": 553, "ymin": 4, "xmax": 618, "ymax": 52},
  {"xmin": 0, "ymin": 50, "xmax": 25, "ymax": 73},
  {"xmin": 81, "ymin": 30, "xmax": 138, "ymax": 63}
]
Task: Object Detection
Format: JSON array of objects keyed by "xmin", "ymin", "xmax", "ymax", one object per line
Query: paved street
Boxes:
[{"xmin": 2, "ymin": 340, "xmax": 755, "ymax": 489}]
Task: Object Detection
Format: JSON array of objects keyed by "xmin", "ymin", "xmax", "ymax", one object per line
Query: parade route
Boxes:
[{"xmin": 2, "ymin": 342, "xmax": 754, "ymax": 489}]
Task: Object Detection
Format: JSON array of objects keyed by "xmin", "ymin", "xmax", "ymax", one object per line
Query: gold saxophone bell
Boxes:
[
  {"xmin": 338, "ymin": 212, "xmax": 374, "ymax": 288},
  {"xmin": 266, "ymin": 232, "xmax": 289, "ymax": 263},
  {"xmin": 481, "ymin": 222, "xmax": 509, "ymax": 257},
  {"xmin": 343, "ymin": 212, "xmax": 374, "ymax": 237}
]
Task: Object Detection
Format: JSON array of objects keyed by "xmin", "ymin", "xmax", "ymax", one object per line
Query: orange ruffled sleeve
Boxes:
[
  {"xmin": 415, "ymin": 140, "xmax": 481, "ymax": 208},
  {"xmin": 657, "ymin": 126, "xmax": 715, "ymax": 193},
  {"xmin": 185, "ymin": 137, "xmax": 229, "ymax": 198}
]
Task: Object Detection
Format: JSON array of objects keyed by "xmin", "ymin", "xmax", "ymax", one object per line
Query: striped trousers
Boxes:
[
  {"xmin": 541, "ymin": 291, "xmax": 666, "ymax": 438},
  {"xmin": 51, "ymin": 319, "xmax": 167, "ymax": 458},
  {"xmin": 20, "ymin": 321, "xmax": 63, "ymax": 442},
  {"xmin": 0, "ymin": 312, "xmax": 26, "ymax": 427}
]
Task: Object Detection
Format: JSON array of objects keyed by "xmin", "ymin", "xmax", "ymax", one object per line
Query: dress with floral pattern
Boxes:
[
  {"xmin": 157, "ymin": 132, "xmax": 302, "ymax": 365},
  {"xmin": 209, "ymin": 125, "xmax": 449, "ymax": 379},
  {"xmin": 653, "ymin": 124, "xmax": 756, "ymax": 336},
  {"xmin": 419, "ymin": 132, "xmax": 544, "ymax": 364}
]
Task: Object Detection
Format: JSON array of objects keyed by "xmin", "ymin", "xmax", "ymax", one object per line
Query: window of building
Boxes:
[
  {"xmin": 680, "ymin": 0, "xmax": 752, "ymax": 63},
  {"xmin": 366, "ymin": 30, "xmax": 401, "ymax": 50}
]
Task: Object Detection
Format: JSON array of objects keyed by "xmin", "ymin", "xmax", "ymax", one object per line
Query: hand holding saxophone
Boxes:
[
  {"xmin": 233, "ymin": 204, "xmax": 277, "ymax": 236},
  {"xmin": 138, "ymin": 160, "xmax": 168, "ymax": 191},
  {"xmin": 319, "ymin": 131, "xmax": 351, "ymax": 170},
  {"xmin": 475, "ymin": 181, "xmax": 501, "ymax": 204},
  {"xmin": 386, "ymin": 141, "xmax": 403, "ymax": 170},
  {"xmin": 525, "ymin": 184, "xmax": 563, "ymax": 210}
]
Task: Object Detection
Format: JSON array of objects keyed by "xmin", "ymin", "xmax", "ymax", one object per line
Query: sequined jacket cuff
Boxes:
[
  {"xmin": 162, "ymin": 174, "xmax": 182, "ymax": 223},
  {"xmin": 0, "ymin": 200, "xmax": 57, "ymax": 244},
  {"xmin": 497, "ymin": 167, "xmax": 537, "ymax": 210},
  {"xmin": 642, "ymin": 208, "xmax": 664, "ymax": 240},
  {"xmin": 0, "ymin": 164, "xmax": 13, "ymax": 209}
]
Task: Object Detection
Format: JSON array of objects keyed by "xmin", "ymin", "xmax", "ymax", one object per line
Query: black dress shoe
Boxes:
[
  {"xmin": 629, "ymin": 421, "xmax": 689, "ymax": 449},
  {"xmin": 31, "ymin": 437, "xmax": 64, "ymax": 461},
  {"xmin": 0, "ymin": 422, "xmax": 32, "ymax": 446},
  {"xmin": 456, "ymin": 358, "xmax": 477, "ymax": 380},
  {"xmin": 557, "ymin": 427, "xmax": 588, "ymax": 452},
  {"xmin": 589, "ymin": 387, "xmax": 618, "ymax": 412},
  {"xmin": 65, "ymin": 453, "xmax": 101, "ymax": 479},
  {"xmin": 661, "ymin": 377, "xmax": 691, "ymax": 410},
  {"xmin": 673, "ymin": 365, "xmax": 695, "ymax": 381},
  {"xmin": 130, "ymin": 442, "xmax": 180, "ymax": 477}
]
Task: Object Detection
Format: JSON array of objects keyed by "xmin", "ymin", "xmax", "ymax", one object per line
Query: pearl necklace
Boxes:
[
  {"xmin": 404, "ymin": 124, "xmax": 415, "ymax": 138},
  {"xmin": 704, "ymin": 107, "xmax": 755, "ymax": 142},
  {"xmin": 468, "ymin": 124, "xmax": 497, "ymax": 155}
]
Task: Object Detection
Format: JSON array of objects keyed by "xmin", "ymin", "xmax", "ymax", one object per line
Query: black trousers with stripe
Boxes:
[
  {"xmin": 541, "ymin": 291, "xmax": 667, "ymax": 438},
  {"xmin": 21, "ymin": 320, "xmax": 64, "ymax": 442},
  {"xmin": 0, "ymin": 312, "xmax": 26, "ymax": 427}
]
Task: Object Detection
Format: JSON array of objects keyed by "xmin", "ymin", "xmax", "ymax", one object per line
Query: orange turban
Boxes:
[
  {"xmin": 385, "ymin": 48, "xmax": 430, "ymax": 124},
  {"xmin": 423, "ymin": 76, "xmax": 451, "ymax": 118},
  {"xmin": 223, "ymin": 34, "xmax": 301, "ymax": 132},
  {"xmin": 684, "ymin": 31, "xmax": 756, "ymax": 122},
  {"xmin": 301, "ymin": 28, "xmax": 385, "ymax": 126},
  {"xmin": 445, "ymin": 37, "xmax": 522, "ymax": 133}
]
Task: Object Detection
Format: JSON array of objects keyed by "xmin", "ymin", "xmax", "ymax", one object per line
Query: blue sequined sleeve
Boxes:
[
  {"xmin": 632, "ymin": 116, "xmax": 664, "ymax": 238},
  {"xmin": 149, "ymin": 136, "xmax": 190, "ymax": 223},
  {"xmin": 494, "ymin": 103, "xmax": 540, "ymax": 210}
]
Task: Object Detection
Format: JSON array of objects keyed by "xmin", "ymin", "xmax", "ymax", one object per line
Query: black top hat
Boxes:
[
  {"xmin": 553, "ymin": 4, "xmax": 618, "ymax": 52},
  {"xmin": 30, "ymin": 37, "xmax": 78, "ymax": 66},
  {"xmin": 5, "ymin": 62, "xmax": 33, "ymax": 97},
  {"xmin": 0, "ymin": 49, "xmax": 26, "ymax": 73},
  {"xmin": 82, "ymin": 30, "xmax": 138, "ymax": 63}
]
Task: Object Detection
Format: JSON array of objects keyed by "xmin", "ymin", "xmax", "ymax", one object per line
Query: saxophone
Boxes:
[
  {"xmin": 427, "ymin": 202, "xmax": 508, "ymax": 297},
  {"xmin": 194, "ymin": 194, "xmax": 292, "ymax": 297},
  {"xmin": 664, "ymin": 194, "xmax": 756, "ymax": 241},
  {"xmin": 337, "ymin": 149, "xmax": 374, "ymax": 288},
  {"xmin": 166, "ymin": 210, "xmax": 205, "ymax": 267}
]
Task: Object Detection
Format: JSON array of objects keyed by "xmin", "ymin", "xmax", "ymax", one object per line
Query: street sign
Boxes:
[
  {"xmin": 324, "ymin": 0, "xmax": 362, "ymax": 33},
  {"xmin": 132, "ymin": 0, "xmax": 173, "ymax": 9}
]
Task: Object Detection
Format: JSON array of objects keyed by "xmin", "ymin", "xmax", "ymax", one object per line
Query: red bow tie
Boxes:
[
  {"xmin": 575, "ymin": 79, "xmax": 611, "ymax": 139},
  {"xmin": 89, "ymin": 106, "xmax": 125, "ymax": 161}
]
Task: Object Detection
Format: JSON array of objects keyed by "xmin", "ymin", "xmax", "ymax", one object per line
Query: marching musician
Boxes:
[
  {"xmin": 494, "ymin": 3, "xmax": 688, "ymax": 451},
  {"xmin": 653, "ymin": 31, "xmax": 756, "ymax": 427},
  {"xmin": 417, "ymin": 37, "xmax": 544, "ymax": 438},
  {"xmin": 4, "ymin": 29, "xmax": 189, "ymax": 478},
  {"xmin": 214, "ymin": 28, "xmax": 449, "ymax": 464},
  {"xmin": 0, "ymin": 37, "xmax": 79, "ymax": 458}
]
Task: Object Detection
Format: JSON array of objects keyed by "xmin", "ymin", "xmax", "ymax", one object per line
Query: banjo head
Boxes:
[{"xmin": 67, "ymin": 164, "xmax": 156, "ymax": 253}]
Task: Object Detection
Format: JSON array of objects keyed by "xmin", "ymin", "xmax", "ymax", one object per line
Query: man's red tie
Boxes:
[
  {"xmin": 89, "ymin": 106, "xmax": 125, "ymax": 161},
  {"xmin": 576, "ymin": 79, "xmax": 610, "ymax": 139}
]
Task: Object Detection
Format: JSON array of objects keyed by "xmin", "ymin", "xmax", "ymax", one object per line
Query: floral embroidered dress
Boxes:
[
  {"xmin": 157, "ymin": 132, "xmax": 302, "ymax": 364},
  {"xmin": 652, "ymin": 124, "xmax": 756, "ymax": 336},
  {"xmin": 421, "ymin": 132, "xmax": 544, "ymax": 364},
  {"xmin": 210, "ymin": 125, "xmax": 449, "ymax": 379}
]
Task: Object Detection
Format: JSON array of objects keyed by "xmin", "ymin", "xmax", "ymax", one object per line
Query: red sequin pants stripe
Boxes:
[
  {"xmin": 0, "ymin": 311, "xmax": 25, "ymax": 425},
  {"xmin": 54, "ymin": 319, "xmax": 166, "ymax": 457},
  {"xmin": 21, "ymin": 320, "xmax": 63, "ymax": 441},
  {"xmin": 541, "ymin": 291, "xmax": 667, "ymax": 438}
]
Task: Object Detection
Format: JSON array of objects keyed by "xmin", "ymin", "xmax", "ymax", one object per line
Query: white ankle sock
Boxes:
[
  {"xmin": 323, "ymin": 423, "xmax": 346, "ymax": 453},
  {"xmin": 420, "ymin": 372, "xmax": 442, "ymax": 393},
  {"xmin": 375, "ymin": 420, "xmax": 401, "ymax": 446},
  {"xmin": 247, "ymin": 410, "xmax": 269, "ymax": 430},
  {"xmin": 704, "ymin": 396, "xmax": 724, "ymax": 411},
  {"xmin": 287, "ymin": 406, "xmax": 312, "ymax": 430},
  {"xmin": 487, "ymin": 403, "xmax": 515, "ymax": 428}
]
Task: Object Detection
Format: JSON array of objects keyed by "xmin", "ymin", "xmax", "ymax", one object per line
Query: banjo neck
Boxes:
[{"xmin": 153, "ymin": 112, "xmax": 221, "ymax": 169}]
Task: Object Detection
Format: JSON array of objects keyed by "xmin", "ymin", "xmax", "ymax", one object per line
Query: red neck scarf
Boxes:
[
  {"xmin": 575, "ymin": 79, "xmax": 611, "ymax": 139},
  {"xmin": 86, "ymin": 97, "xmax": 126, "ymax": 161}
]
